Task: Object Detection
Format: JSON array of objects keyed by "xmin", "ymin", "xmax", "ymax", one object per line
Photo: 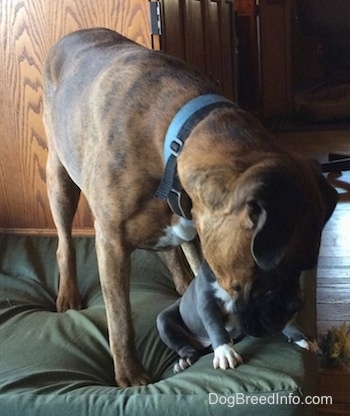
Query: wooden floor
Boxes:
[
  {"xmin": 274, "ymin": 129, "xmax": 350, "ymax": 334},
  {"xmin": 273, "ymin": 128, "xmax": 350, "ymax": 415}
]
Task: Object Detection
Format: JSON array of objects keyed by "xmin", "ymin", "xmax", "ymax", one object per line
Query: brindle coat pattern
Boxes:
[{"xmin": 43, "ymin": 28, "xmax": 338, "ymax": 387}]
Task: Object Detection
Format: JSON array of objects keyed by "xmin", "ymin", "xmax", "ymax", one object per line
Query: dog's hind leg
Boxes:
[
  {"xmin": 163, "ymin": 247, "xmax": 193, "ymax": 295},
  {"xmin": 46, "ymin": 149, "xmax": 81, "ymax": 312},
  {"xmin": 157, "ymin": 300, "xmax": 201, "ymax": 372},
  {"xmin": 282, "ymin": 321, "xmax": 319, "ymax": 353}
]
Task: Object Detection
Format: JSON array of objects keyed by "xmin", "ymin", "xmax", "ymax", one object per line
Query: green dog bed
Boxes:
[{"xmin": 0, "ymin": 234, "xmax": 317, "ymax": 415}]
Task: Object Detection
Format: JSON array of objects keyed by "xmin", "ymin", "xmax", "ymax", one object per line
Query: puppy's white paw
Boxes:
[
  {"xmin": 294, "ymin": 339, "xmax": 309, "ymax": 350},
  {"xmin": 294, "ymin": 338, "xmax": 319, "ymax": 353},
  {"xmin": 173, "ymin": 357, "xmax": 193, "ymax": 373},
  {"xmin": 213, "ymin": 342, "xmax": 243, "ymax": 370}
]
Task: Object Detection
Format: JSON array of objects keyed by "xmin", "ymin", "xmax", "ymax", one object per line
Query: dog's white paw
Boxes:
[
  {"xmin": 173, "ymin": 357, "xmax": 193, "ymax": 373},
  {"xmin": 213, "ymin": 342, "xmax": 243, "ymax": 370},
  {"xmin": 294, "ymin": 338, "xmax": 319, "ymax": 353}
]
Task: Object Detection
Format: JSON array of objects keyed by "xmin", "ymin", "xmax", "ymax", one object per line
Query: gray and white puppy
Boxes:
[{"xmin": 157, "ymin": 261, "xmax": 317, "ymax": 372}]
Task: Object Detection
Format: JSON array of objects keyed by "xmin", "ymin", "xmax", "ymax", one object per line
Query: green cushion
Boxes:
[{"xmin": 0, "ymin": 235, "xmax": 316, "ymax": 415}]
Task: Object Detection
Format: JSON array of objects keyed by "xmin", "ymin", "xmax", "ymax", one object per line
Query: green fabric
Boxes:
[{"xmin": 0, "ymin": 235, "xmax": 316, "ymax": 415}]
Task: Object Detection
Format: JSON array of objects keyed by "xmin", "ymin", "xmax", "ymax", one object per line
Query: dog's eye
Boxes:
[{"xmin": 232, "ymin": 284, "xmax": 242, "ymax": 293}]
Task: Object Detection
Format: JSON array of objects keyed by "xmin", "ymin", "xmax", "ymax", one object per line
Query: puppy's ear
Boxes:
[{"xmin": 247, "ymin": 171, "xmax": 305, "ymax": 271}]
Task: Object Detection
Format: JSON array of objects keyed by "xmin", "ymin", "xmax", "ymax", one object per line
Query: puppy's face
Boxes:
[{"xmin": 235, "ymin": 270, "xmax": 303, "ymax": 337}]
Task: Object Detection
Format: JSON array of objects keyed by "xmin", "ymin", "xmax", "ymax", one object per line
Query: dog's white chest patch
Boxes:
[
  {"xmin": 212, "ymin": 281, "xmax": 235, "ymax": 314},
  {"xmin": 211, "ymin": 281, "xmax": 238, "ymax": 332},
  {"xmin": 155, "ymin": 217, "xmax": 197, "ymax": 249}
]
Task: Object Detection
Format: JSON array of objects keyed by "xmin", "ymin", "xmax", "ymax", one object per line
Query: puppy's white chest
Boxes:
[
  {"xmin": 211, "ymin": 281, "xmax": 238, "ymax": 331},
  {"xmin": 212, "ymin": 281, "xmax": 235, "ymax": 314}
]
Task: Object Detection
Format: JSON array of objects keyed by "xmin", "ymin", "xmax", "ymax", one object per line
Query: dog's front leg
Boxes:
[
  {"xmin": 95, "ymin": 226, "xmax": 150, "ymax": 387},
  {"xmin": 198, "ymin": 298, "xmax": 243, "ymax": 370},
  {"xmin": 213, "ymin": 342, "xmax": 243, "ymax": 370}
]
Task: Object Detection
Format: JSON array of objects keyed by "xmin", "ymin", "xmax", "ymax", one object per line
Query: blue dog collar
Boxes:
[
  {"xmin": 155, "ymin": 93, "xmax": 235, "ymax": 219},
  {"xmin": 163, "ymin": 94, "xmax": 234, "ymax": 164}
]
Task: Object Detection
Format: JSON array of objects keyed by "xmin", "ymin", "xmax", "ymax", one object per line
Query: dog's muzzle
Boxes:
[{"xmin": 236, "ymin": 270, "xmax": 303, "ymax": 337}]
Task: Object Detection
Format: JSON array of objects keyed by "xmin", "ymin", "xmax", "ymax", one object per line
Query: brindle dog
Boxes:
[{"xmin": 43, "ymin": 28, "xmax": 337, "ymax": 387}]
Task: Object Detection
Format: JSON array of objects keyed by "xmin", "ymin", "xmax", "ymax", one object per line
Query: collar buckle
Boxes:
[
  {"xmin": 170, "ymin": 138, "xmax": 184, "ymax": 157},
  {"xmin": 155, "ymin": 94, "xmax": 235, "ymax": 219}
]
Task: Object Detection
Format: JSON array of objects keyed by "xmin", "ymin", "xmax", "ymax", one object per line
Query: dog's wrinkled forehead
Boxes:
[{"xmin": 201, "ymin": 162, "xmax": 337, "ymax": 281}]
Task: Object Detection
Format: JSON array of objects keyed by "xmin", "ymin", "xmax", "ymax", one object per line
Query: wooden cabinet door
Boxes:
[
  {"xmin": 161, "ymin": 0, "xmax": 237, "ymax": 101},
  {"xmin": 259, "ymin": 0, "xmax": 292, "ymax": 118},
  {"xmin": 236, "ymin": 0, "xmax": 292, "ymax": 118},
  {"xmin": 184, "ymin": 0, "xmax": 208, "ymax": 76},
  {"xmin": 0, "ymin": 0, "xmax": 153, "ymax": 234},
  {"xmin": 207, "ymin": 0, "xmax": 237, "ymax": 100}
]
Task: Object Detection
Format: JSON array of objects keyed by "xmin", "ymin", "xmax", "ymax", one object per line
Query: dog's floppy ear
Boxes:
[
  {"xmin": 194, "ymin": 166, "xmax": 304, "ymax": 270},
  {"xmin": 246, "ymin": 170, "xmax": 305, "ymax": 271}
]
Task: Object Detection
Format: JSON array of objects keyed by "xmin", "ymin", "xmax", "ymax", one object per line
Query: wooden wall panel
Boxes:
[
  {"xmin": 207, "ymin": 0, "xmax": 236, "ymax": 100},
  {"xmin": 259, "ymin": 0, "xmax": 292, "ymax": 118},
  {"xmin": 236, "ymin": 0, "xmax": 292, "ymax": 117},
  {"xmin": 0, "ymin": 0, "xmax": 152, "ymax": 234},
  {"xmin": 183, "ymin": 0, "xmax": 207, "ymax": 76},
  {"xmin": 236, "ymin": 0, "xmax": 260, "ymax": 111}
]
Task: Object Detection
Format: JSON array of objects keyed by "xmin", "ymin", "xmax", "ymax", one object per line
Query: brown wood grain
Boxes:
[
  {"xmin": 0, "ymin": 0, "xmax": 152, "ymax": 233},
  {"xmin": 318, "ymin": 368, "xmax": 350, "ymax": 415}
]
